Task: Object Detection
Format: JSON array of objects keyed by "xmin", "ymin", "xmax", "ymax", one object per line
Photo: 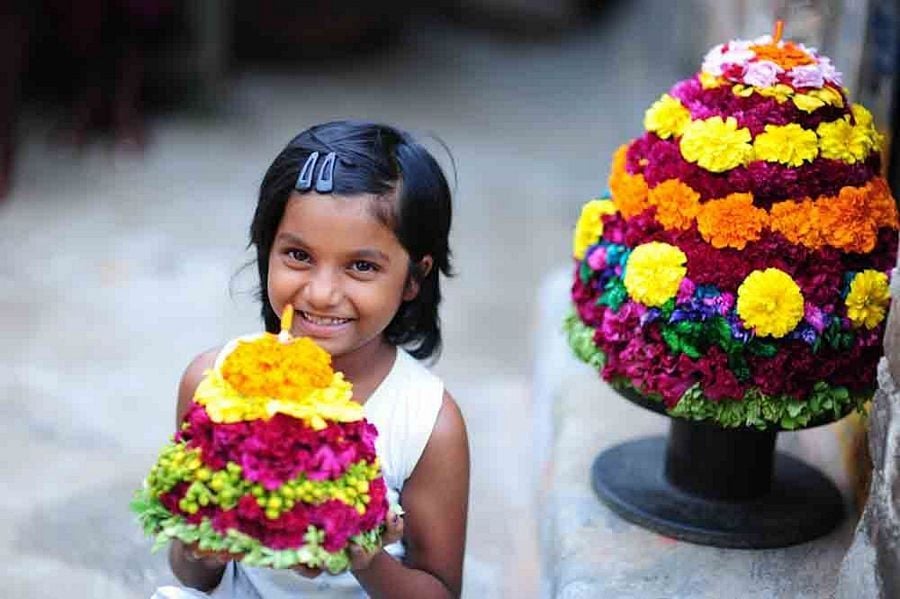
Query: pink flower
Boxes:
[
  {"xmin": 587, "ymin": 246, "xmax": 608, "ymax": 270},
  {"xmin": 676, "ymin": 277, "xmax": 696, "ymax": 303}
]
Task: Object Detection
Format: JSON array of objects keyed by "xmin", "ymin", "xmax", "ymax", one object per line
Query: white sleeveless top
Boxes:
[{"xmin": 152, "ymin": 349, "xmax": 444, "ymax": 599}]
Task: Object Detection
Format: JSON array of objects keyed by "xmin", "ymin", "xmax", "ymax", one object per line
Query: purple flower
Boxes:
[{"xmin": 804, "ymin": 303, "xmax": 827, "ymax": 333}]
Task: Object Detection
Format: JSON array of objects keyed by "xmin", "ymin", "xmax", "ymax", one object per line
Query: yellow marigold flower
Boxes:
[
  {"xmin": 851, "ymin": 103, "xmax": 873, "ymax": 127},
  {"xmin": 623, "ymin": 242, "xmax": 687, "ymax": 307},
  {"xmin": 753, "ymin": 123, "xmax": 819, "ymax": 166},
  {"xmin": 793, "ymin": 87, "xmax": 844, "ymax": 113},
  {"xmin": 572, "ymin": 199, "xmax": 617, "ymax": 259},
  {"xmin": 644, "ymin": 94, "xmax": 691, "ymax": 139},
  {"xmin": 609, "ymin": 145, "xmax": 650, "ymax": 218},
  {"xmin": 732, "ymin": 84, "xmax": 755, "ymax": 98},
  {"xmin": 647, "ymin": 179, "xmax": 701, "ymax": 230},
  {"xmin": 756, "ymin": 84, "xmax": 795, "ymax": 103},
  {"xmin": 812, "ymin": 87, "xmax": 844, "ymax": 108},
  {"xmin": 736, "ymin": 268, "xmax": 805, "ymax": 338},
  {"xmin": 680, "ymin": 116, "xmax": 753, "ymax": 172},
  {"xmin": 845, "ymin": 270, "xmax": 891, "ymax": 329},
  {"xmin": 699, "ymin": 72, "xmax": 723, "ymax": 89},
  {"xmin": 696, "ymin": 193, "xmax": 767, "ymax": 250},
  {"xmin": 817, "ymin": 117, "xmax": 871, "ymax": 164},
  {"xmin": 792, "ymin": 93, "xmax": 826, "ymax": 113}
]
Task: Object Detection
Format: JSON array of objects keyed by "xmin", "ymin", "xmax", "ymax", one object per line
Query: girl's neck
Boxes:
[{"xmin": 332, "ymin": 336, "xmax": 397, "ymax": 405}]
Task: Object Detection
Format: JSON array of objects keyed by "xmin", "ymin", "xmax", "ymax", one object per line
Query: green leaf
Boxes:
[
  {"xmin": 747, "ymin": 340, "xmax": 777, "ymax": 357},
  {"xmin": 579, "ymin": 261, "xmax": 593, "ymax": 285},
  {"xmin": 563, "ymin": 311, "xmax": 607, "ymax": 370},
  {"xmin": 598, "ymin": 278, "xmax": 628, "ymax": 311}
]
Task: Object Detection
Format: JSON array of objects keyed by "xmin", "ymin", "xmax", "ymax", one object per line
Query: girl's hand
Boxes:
[
  {"xmin": 293, "ymin": 511, "xmax": 404, "ymax": 577},
  {"xmin": 182, "ymin": 542, "xmax": 237, "ymax": 568},
  {"xmin": 349, "ymin": 510, "xmax": 404, "ymax": 571}
]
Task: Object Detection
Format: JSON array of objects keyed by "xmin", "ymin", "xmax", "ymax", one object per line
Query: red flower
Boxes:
[
  {"xmin": 310, "ymin": 500, "xmax": 362, "ymax": 552},
  {"xmin": 696, "ymin": 347, "xmax": 744, "ymax": 401}
]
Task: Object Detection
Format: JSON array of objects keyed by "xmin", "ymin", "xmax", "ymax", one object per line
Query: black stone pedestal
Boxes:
[{"xmin": 591, "ymin": 419, "xmax": 845, "ymax": 548}]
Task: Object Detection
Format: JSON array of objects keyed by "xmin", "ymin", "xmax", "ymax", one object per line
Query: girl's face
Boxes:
[{"xmin": 267, "ymin": 192, "xmax": 416, "ymax": 360}]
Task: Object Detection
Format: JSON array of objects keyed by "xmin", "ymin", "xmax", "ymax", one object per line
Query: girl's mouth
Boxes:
[{"xmin": 298, "ymin": 310, "xmax": 352, "ymax": 327}]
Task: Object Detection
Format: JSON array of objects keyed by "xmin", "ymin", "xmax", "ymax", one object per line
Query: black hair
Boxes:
[{"xmin": 249, "ymin": 120, "xmax": 453, "ymax": 360}]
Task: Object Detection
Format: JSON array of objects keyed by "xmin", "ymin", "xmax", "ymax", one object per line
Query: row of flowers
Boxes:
[
  {"xmin": 701, "ymin": 35, "xmax": 842, "ymax": 90},
  {"xmin": 623, "ymin": 132, "xmax": 879, "ymax": 205},
  {"xmin": 575, "ymin": 232, "xmax": 890, "ymax": 346},
  {"xmin": 574, "ymin": 201, "xmax": 897, "ymax": 304},
  {"xmin": 608, "ymin": 149, "xmax": 897, "ymax": 253},
  {"xmin": 146, "ymin": 440, "xmax": 381, "ymax": 519},
  {"xmin": 133, "ymin": 486, "xmax": 386, "ymax": 571},
  {"xmin": 178, "ymin": 402, "xmax": 378, "ymax": 490},
  {"xmin": 156, "ymin": 470, "xmax": 388, "ymax": 553},
  {"xmin": 671, "ymin": 75, "xmax": 848, "ymax": 135},
  {"xmin": 644, "ymin": 97, "xmax": 879, "ymax": 172}
]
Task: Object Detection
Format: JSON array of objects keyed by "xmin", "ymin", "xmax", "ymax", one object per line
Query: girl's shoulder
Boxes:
[{"xmin": 175, "ymin": 347, "xmax": 221, "ymax": 426}]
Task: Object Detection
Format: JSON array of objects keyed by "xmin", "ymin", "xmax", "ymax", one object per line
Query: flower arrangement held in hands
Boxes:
[
  {"xmin": 568, "ymin": 26, "xmax": 898, "ymax": 430},
  {"xmin": 132, "ymin": 306, "xmax": 392, "ymax": 572}
]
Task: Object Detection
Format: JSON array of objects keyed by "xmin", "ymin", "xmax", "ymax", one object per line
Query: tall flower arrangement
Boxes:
[
  {"xmin": 568, "ymin": 30, "xmax": 898, "ymax": 430},
  {"xmin": 132, "ymin": 307, "xmax": 391, "ymax": 572}
]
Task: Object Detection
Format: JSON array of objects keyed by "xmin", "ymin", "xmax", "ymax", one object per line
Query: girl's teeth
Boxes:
[{"xmin": 302, "ymin": 311, "xmax": 348, "ymax": 325}]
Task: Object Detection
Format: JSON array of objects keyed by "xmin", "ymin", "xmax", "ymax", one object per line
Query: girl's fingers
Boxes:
[
  {"xmin": 293, "ymin": 564, "xmax": 322, "ymax": 579},
  {"xmin": 383, "ymin": 512, "xmax": 404, "ymax": 546},
  {"xmin": 348, "ymin": 543, "xmax": 378, "ymax": 571}
]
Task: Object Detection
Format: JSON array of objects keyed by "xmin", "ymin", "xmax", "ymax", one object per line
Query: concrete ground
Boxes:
[{"xmin": 0, "ymin": 3, "xmax": 695, "ymax": 597}]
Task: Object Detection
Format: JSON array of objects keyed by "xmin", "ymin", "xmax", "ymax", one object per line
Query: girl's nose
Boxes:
[{"xmin": 303, "ymin": 268, "xmax": 342, "ymax": 308}]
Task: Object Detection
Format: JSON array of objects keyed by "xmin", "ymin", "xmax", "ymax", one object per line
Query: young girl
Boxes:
[{"xmin": 154, "ymin": 121, "xmax": 469, "ymax": 598}]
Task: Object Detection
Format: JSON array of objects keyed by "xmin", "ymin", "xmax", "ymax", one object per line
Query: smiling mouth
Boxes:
[{"xmin": 299, "ymin": 310, "xmax": 352, "ymax": 326}]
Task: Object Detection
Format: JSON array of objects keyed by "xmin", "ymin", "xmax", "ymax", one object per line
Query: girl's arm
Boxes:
[
  {"xmin": 167, "ymin": 348, "xmax": 230, "ymax": 592},
  {"xmin": 353, "ymin": 390, "xmax": 470, "ymax": 598}
]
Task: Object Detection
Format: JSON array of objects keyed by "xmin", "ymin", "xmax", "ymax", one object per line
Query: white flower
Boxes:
[
  {"xmin": 817, "ymin": 57, "xmax": 843, "ymax": 85},
  {"xmin": 702, "ymin": 41, "xmax": 754, "ymax": 76},
  {"xmin": 743, "ymin": 60, "xmax": 784, "ymax": 87},
  {"xmin": 789, "ymin": 64, "xmax": 825, "ymax": 88}
]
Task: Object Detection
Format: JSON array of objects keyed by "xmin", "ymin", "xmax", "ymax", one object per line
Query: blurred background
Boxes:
[{"xmin": 0, "ymin": 0, "xmax": 896, "ymax": 597}]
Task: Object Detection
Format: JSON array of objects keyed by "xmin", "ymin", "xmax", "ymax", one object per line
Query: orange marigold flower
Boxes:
[
  {"xmin": 609, "ymin": 145, "xmax": 650, "ymax": 218},
  {"xmin": 221, "ymin": 335, "xmax": 334, "ymax": 402},
  {"xmin": 647, "ymin": 179, "xmax": 701, "ymax": 230},
  {"xmin": 696, "ymin": 193, "xmax": 767, "ymax": 249},
  {"xmin": 769, "ymin": 199, "xmax": 824, "ymax": 248},
  {"xmin": 750, "ymin": 42, "xmax": 816, "ymax": 70},
  {"xmin": 867, "ymin": 177, "xmax": 899, "ymax": 229},
  {"xmin": 818, "ymin": 190, "xmax": 878, "ymax": 253}
]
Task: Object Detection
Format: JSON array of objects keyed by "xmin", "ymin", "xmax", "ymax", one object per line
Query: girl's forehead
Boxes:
[{"xmin": 277, "ymin": 192, "xmax": 403, "ymax": 251}]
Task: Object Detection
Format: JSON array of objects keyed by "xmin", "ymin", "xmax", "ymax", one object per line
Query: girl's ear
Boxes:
[{"xmin": 403, "ymin": 255, "xmax": 434, "ymax": 301}]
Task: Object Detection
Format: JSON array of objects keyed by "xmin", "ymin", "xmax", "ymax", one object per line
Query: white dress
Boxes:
[{"xmin": 152, "ymin": 349, "xmax": 445, "ymax": 599}]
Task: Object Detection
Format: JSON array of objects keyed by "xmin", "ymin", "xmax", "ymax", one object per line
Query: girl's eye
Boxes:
[
  {"xmin": 286, "ymin": 249, "xmax": 310, "ymax": 263},
  {"xmin": 351, "ymin": 260, "xmax": 379, "ymax": 273}
]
